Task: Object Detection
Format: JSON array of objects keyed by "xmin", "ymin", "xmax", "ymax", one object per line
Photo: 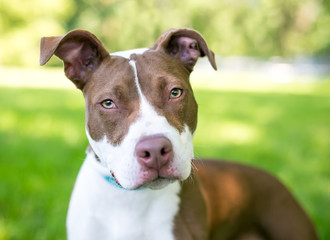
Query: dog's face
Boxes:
[{"xmin": 40, "ymin": 28, "xmax": 217, "ymax": 190}]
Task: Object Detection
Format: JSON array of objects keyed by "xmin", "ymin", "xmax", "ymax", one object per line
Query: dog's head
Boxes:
[{"xmin": 40, "ymin": 28, "xmax": 217, "ymax": 190}]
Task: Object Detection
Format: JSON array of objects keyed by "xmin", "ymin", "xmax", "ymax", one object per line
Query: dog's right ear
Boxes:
[{"xmin": 40, "ymin": 30, "xmax": 109, "ymax": 89}]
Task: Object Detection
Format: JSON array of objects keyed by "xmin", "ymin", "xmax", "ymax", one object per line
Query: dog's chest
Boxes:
[
  {"xmin": 67, "ymin": 155, "xmax": 181, "ymax": 240},
  {"xmin": 104, "ymin": 185, "xmax": 181, "ymax": 240}
]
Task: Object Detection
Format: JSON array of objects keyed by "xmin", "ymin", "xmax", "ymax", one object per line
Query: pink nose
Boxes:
[{"xmin": 135, "ymin": 135, "xmax": 173, "ymax": 170}]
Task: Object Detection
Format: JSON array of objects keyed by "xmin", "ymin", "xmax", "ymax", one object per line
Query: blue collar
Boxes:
[
  {"xmin": 103, "ymin": 175, "xmax": 144, "ymax": 191},
  {"xmin": 91, "ymin": 150, "xmax": 144, "ymax": 191}
]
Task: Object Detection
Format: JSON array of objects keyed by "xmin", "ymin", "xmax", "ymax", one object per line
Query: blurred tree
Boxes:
[
  {"xmin": 0, "ymin": 0, "xmax": 329, "ymax": 66},
  {"xmin": 0, "ymin": 0, "xmax": 75, "ymax": 66}
]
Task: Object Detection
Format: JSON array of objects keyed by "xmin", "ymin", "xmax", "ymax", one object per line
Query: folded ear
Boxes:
[
  {"xmin": 40, "ymin": 30, "xmax": 109, "ymax": 89},
  {"xmin": 151, "ymin": 28, "xmax": 217, "ymax": 72}
]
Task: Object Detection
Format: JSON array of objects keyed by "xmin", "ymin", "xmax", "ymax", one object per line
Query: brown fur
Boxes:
[
  {"xmin": 174, "ymin": 160, "xmax": 318, "ymax": 240},
  {"xmin": 83, "ymin": 57, "xmax": 140, "ymax": 144},
  {"xmin": 134, "ymin": 52, "xmax": 198, "ymax": 133}
]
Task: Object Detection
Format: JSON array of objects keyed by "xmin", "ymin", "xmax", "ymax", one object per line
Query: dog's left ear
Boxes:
[{"xmin": 152, "ymin": 28, "xmax": 217, "ymax": 72}]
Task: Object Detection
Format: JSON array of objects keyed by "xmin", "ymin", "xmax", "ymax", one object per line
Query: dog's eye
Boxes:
[
  {"xmin": 170, "ymin": 88, "xmax": 183, "ymax": 99},
  {"xmin": 101, "ymin": 99, "xmax": 116, "ymax": 109}
]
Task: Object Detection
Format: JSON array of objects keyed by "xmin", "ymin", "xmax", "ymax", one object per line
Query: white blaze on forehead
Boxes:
[
  {"xmin": 86, "ymin": 58, "xmax": 194, "ymax": 190},
  {"xmin": 129, "ymin": 60, "xmax": 144, "ymax": 100},
  {"xmin": 111, "ymin": 48, "xmax": 148, "ymax": 59}
]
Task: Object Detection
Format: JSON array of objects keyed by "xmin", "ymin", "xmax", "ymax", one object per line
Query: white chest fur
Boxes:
[{"xmin": 66, "ymin": 152, "xmax": 181, "ymax": 240}]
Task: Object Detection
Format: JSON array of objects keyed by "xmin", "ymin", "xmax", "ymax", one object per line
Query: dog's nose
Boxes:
[{"xmin": 135, "ymin": 135, "xmax": 173, "ymax": 170}]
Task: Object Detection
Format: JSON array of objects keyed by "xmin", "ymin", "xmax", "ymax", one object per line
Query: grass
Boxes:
[
  {"xmin": 0, "ymin": 69, "xmax": 329, "ymax": 239},
  {"xmin": 0, "ymin": 88, "xmax": 86, "ymax": 240}
]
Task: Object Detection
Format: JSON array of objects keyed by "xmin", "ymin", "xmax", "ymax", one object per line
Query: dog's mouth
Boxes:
[
  {"xmin": 143, "ymin": 177, "xmax": 176, "ymax": 190},
  {"xmin": 110, "ymin": 171, "xmax": 122, "ymax": 186},
  {"xmin": 110, "ymin": 171, "xmax": 177, "ymax": 190}
]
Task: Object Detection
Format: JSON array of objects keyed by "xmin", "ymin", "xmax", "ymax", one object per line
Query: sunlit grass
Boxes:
[
  {"xmin": 0, "ymin": 87, "xmax": 86, "ymax": 240},
  {"xmin": 0, "ymin": 68, "xmax": 329, "ymax": 239}
]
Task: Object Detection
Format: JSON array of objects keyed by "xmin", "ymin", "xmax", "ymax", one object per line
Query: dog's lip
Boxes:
[
  {"xmin": 136, "ymin": 169, "xmax": 181, "ymax": 189},
  {"xmin": 110, "ymin": 171, "xmax": 122, "ymax": 187}
]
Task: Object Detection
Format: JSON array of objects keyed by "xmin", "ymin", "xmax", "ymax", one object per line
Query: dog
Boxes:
[{"xmin": 40, "ymin": 28, "xmax": 318, "ymax": 240}]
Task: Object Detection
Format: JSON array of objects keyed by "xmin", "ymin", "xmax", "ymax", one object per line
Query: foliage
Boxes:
[
  {"xmin": 0, "ymin": 72, "xmax": 329, "ymax": 239},
  {"xmin": 1, "ymin": 0, "xmax": 330, "ymax": 66}
]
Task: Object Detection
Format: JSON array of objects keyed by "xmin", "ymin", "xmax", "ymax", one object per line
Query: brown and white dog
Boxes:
[{"xmin": 40, "ymin": 28, "xmax": 318, "ymax": 240}]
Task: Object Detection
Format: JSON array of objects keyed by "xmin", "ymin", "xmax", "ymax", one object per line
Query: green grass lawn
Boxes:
[{"xmin": 0, "ymin": 74, "xmax": 329, "ymax": 239}]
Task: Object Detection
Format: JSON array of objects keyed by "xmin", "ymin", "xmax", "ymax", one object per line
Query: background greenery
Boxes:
[
  {"xmin": 1, "ymin": 0, "xmax": 330, "ymax": 239},
  {"xmin": 0, "ymin": 71, "xmax": 329, "ymax": 239},
  {"xmin": 1, "ymin": 0, "xmax": 330, "ymax": 66}
]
